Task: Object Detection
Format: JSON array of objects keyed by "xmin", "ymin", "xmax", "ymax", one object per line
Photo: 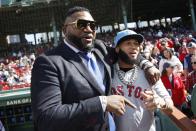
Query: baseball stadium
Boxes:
[{"xmin": 0, "ymin": 0, "xmax": 196, "ymax": 131}]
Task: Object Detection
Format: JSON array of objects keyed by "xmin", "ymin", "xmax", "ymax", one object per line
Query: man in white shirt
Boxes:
[{"xmin": 111, "ymin": 30, "xmax": 174, "ymax": 131}]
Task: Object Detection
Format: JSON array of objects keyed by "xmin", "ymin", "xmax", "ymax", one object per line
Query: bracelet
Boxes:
[
  {"xmin": 140, "ymin": 60, "xmax": 149, "ymax": 69},
  {"xmin": 144, "ymin": 65, "xmax": 154, "ymax": 71},
  {"xmin": 143, "ymin": 62, "xmax": 154, "ymax": 71}
]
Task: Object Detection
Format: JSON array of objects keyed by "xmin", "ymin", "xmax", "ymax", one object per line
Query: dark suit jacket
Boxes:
[{"xmin": 31, "ymin": 39, "xmax": 112, "ymax": 131}]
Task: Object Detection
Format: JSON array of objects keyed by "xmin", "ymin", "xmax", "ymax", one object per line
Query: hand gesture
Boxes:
[
  {"xmin": 144, "ymin": 66, "xmax": 160, "ymax": 85},
  {"xmin": 106, "ymin": 95, "xmax": 136, "ymax": 116},
  {"xmin": 140, "ymin": 90, "xmax": 157, "ymax": 110}
]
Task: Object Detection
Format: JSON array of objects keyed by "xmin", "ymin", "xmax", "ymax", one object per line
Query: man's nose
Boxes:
[{"xmin": 129, "ymin": 43, "xmax": 137, "ymax": 48}]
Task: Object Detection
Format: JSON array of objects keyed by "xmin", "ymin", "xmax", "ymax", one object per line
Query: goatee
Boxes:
[
  {"xmin": 118, "ymin": 49, "xmax": 137, "ymax": 64},
  {"xmin": 67, "ymin": 34, "xmax": 94, "ymax": 52}
]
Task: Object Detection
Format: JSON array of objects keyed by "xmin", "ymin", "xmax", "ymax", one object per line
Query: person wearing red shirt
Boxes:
[
  {"xmin": 178, "ymin": 42, "xmax": 188, "ymax": 63},
  {"xmin": 161, "ymin": 62, "xmax": 186, "ymax": 108},
  {"xmin": 156, "ymin": 38, "xmax": 174, "ymax": 52}
]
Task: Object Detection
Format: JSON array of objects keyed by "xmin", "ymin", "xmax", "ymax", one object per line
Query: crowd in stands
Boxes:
[
  {"xmin": 0, "ymin": 23, "xmax": 196, "ymax": 120},
  {"xmin": 0, "ymin": 42, "xmax": 54, "ymax": 58},
  {"xmin": 0, "ymin": 54, "xmax": 35, "ymax": 91},
  {"xmin": 0, "ymin": 42, "xmax": 55, "ymax": 91},
  {"xmin": 137, "ymin": 25, "xmax": 196, "ymax": 120}
]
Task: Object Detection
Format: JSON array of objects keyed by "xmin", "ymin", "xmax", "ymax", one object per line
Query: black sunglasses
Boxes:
[
  {"xmin": 191, "ymin": 62, "xmax": 196, "ymax": 65},
  {"xmin": 65, "ymin": 19, "xmax": 97, "ymax": 31}
]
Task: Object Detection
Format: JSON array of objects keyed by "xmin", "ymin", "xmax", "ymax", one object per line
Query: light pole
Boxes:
[
  {"xmin": 121, "ymin": 0, "xmax": 128, "ymax": 29},
  {"xmin": 189, "ymin": 0, "xmax": 196, "ymax": 31}
]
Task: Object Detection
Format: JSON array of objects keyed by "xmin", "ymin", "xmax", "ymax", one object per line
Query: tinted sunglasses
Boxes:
[
  {"xmin": 65, "ymin": 19, "xmax": 96, "ymax": 31},
  {"xmin": 191, "ymin": 62, "xmax": 196, "ymax": 65}
]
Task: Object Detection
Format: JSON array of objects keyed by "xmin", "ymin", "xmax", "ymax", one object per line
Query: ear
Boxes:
[
  {"xmin": 62, "ymin": 25, "xmax": 67, "ymax": 34},
  {"xmin": 139, "ymin": 45, "xmax": 143, "ymax": 52},
  {"xmin": 115, "ymin": 46, "xmax": 120, "ymax": 53}
]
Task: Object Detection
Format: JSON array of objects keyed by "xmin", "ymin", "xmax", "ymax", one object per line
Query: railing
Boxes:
[{"xmin": 163, "ymin": 107, "xmax": 196, "ymax": 131}]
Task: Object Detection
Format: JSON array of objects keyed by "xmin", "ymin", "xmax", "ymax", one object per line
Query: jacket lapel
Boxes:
[{"xmin": 57, "ymin": 43, "xmax": 105, "ymax": 94}]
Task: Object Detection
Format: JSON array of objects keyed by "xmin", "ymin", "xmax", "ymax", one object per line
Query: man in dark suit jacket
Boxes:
[{"xmin": 31, "ymin": 6, "xmax": 159, "ymax": 131}]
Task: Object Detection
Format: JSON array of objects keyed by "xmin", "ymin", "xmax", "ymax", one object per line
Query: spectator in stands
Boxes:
[
  {"xmin": 4, "ymin": 59, "xmax": 9, "ymax": 65},
  {"xmin": 143, "ymin": 46, "xmax": 152, "ymax": 60},
  {"xmin": 151, "ymin": 46, "xmax": 161, "ymax": 68},
  {"xmin": 111, "ymin": 30, "xmax": 173, "ymax": 131},
  {"xmin": 157, "ymin": 30, "xmax": 163, "ymax": 37},
  {"xmin": 159, "ymin": 48, "xmax": 183, "ymax": 75},
  {"xmin": 185, "ymin": 54, "xmax": 196, "ymax": 94},
  {"xmin": 0, "ymin": 55, "xmax": 32, "ymax": 91},
  {"xmin": 156, "ymin": 38, "xmax": 174, "ymax": 53},
  {"xmin": 7, "ymin": 69, "xmax": 19, "ymax": 87},
  {"xmin": 17, "ymin": 50, "xmax": 22, "ymax": 58},
  {"xmin": 29, "ymin": 53, "xmax": 36, "ymax": 63},
  {"xmin": 161, "ymin": 62, "xmax": 186, "ymax": 108},
  {"xmin": 173, "ymin": 37, "xmax": 181, "ymax": 53},
  {"xmin": 178, "ymin": 41, "xmax": 188, "ymax": 63},
  {"xmin": 184, "ymin": 42, "xmax": 196, "ymax": 76},
  {"xmin": 142, "ymin": 43, "xmax": 160, "ymax": 68},
  {"xmin": 19, "ymin": 54, "xmax": 29, "ymax": 67},
  {"xmin": 31, "ymin": 6, "xmax": 160, "ymax": 131}
]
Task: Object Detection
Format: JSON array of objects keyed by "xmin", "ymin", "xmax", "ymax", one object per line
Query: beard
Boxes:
[
  {"xmin": 118, "ymin": 49, "xmax": 137, "ymax": 65},
  {"xmin": 66, "ymin": 33, "xmax": 94, "ymax": 52}
]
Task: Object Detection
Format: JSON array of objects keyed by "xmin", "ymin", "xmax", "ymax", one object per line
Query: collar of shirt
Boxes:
[
  {"xmin": 64, "ymin": 39, "xmax": 80, "ymax": 53},
  {"xmin": 63, "ymin": 39, "xmax": 93, "ymax": 57},
  {"xmin": 63, "ymin": 39, "xmax": 105, "ymax": 79},
  {"xmin": 64, "ymin": 39, "xmax": 94, "ymax": 65}
]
